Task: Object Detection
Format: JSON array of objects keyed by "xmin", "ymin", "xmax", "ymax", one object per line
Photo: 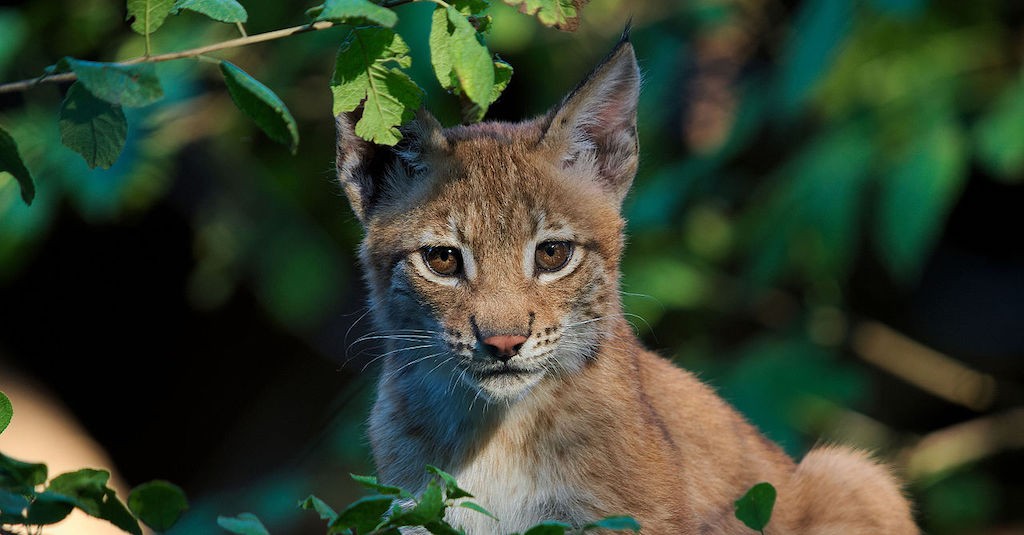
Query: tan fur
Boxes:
[{"xmin": 337, "ymin": 38, "xmax": 918, "ymax": 534}]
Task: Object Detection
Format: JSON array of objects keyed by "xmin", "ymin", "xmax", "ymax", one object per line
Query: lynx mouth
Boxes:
[{"xmin": 478, "ymin": 365, "xmax": 534, "ymax": 378}]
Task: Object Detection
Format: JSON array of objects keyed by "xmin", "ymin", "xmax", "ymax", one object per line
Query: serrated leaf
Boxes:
[
  {"xmin": 430, "ymin": 7, "xmax": 457, "ymax": 90},
  {"xmin": 218, "ymin": 512, "xmax": 271, "ymax": 535},
  {"xmin": 389, "ymin": 481, "xmax": 444, "ymax": 526},
  {"xmin": 331, "ymin": 28, "xmax": 423, "ymax": 145},
  {"xmin": 583, "ymin": 516, "xmax": 641, "ymax": 532},
  {"xmin": 0, "ymin": 125, "xmax": 34, "ymax": 205},
  {"xmin": 0, "ymin": 454, "xmax": 47, "ymax": 492},
  {"xmin": 315, "ymin": 0, "xmax": 397, "ymax": 28},
  {"xmin": 453, "ymin": 0, "xmax": 489, "ymax": 15},
  {"xmin": 350, "ymin": 474, "xmax": 409, "ymax": 497},
  {"xmin": 446, "ymin": 7, "xmax": 493, "ymax": 108},
  {"xmin": 171, "ymin": 0, "xmax": 247, "ymax": 23},
  {"xmin": 59, "ymin": 82, "xmax": 128, "ymax": 170},
  {"xmin": 299, "ymin": 494, "xmax": 337, "ymax": 523},
  {"xmin": 877, "ymin": 109, "xmax": 967, "ymax": 283},
  {"xmin": 734, "ymin": 482, "xmax": 776, "ymax": 532},
  {"xmin": 0, "ymin": 391, "xmax": 11, "ymax": 436},
  {"xmin": 425, "ymin": 465, "xmax": 473, "ymax": 500},
  {"xmin": 126, "ymin": 0, "xmax": 175, "ymax": 35},
  {"xmin": 502, "ymin": 0, "xmax": 578, "ymax": 30},
  {"xmin": 128, "ymin": 480, "xmax": 188, "ymax": 532},
  {"xmin": 330, "ymin": 495, "xmax": 393, "ymax": 533},
  {"xmin": 523, "ymin": 521, "xmax": 571, "ymax": 535},
  {"xmin": 458, "ymin": 501, "xmax": 496, "ymax": 520},
  {"xmin": 220, "ymin": 60, "xmax": 299, "ymax": 153},
  {"xmin": 58, "ymin": 58, "xmax": 163, "ymax": 107},
  {"xmin": 975, "ymin": 75, "xmax": 1024, "ymax": 182}
]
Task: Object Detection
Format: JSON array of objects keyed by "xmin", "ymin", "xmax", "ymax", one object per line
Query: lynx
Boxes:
[{"xmin": 335, "ymin": 34, "xmax": 918, "ymax": 534}]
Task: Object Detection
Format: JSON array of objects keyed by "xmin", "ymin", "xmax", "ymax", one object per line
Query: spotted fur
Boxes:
[{"xmin": 335, "ymin": 36, "xmax": 918, "ymax": 534}]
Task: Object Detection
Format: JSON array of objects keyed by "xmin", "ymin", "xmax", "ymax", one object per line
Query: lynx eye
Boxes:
[
  {"xmin": 535, "ymin": 241, "xmax": 573, "ymax": 272},
  {"xmin": 423, "ymin": 246, "xmax": 463, "ymax": 277}
]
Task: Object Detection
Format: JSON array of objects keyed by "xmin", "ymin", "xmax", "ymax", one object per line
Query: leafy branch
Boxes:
[
  {"xmin": 0, "ymin": 0, "xmax": 583, "ymax": 208},
  {"xmin": 220, "ymin": 466, "xmax": 640, "ymax": 535}
]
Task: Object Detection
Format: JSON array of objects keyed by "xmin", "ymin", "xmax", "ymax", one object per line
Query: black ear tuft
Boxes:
[{"xmin": 541, "ymin": 33, "xmax": 640, "ymax": 204}]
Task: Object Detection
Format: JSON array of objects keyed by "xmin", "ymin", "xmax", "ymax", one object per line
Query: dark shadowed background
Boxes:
[{"xmin": 1, "ymin": 0, "xmax": 1022, "ymax": 533}]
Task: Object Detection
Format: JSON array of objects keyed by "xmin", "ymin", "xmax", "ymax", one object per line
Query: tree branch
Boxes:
[{"xmin": 0, "ymin": 20, "xmax": 339, "ymax": 95}]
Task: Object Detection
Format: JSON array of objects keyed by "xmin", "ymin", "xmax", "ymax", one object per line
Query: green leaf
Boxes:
[
  {"xmin": 734, "ymin": 482, "xmax": 776, "ymax": 532},
  {"xmin": 350, "ymin": 474, "xmax": 409, "ymax": 497},
  {"xmin": 523, "ymin": 521, "xmax": 571, "ymax": 535},
  {"xmin": 458, "ymin": 501, "xmax": 497, "ymax": 520},
  {"xmin": 315, "ymin": 0, "xmax": 398, "ymax": 28},
  {"xmin": 128, "ymin": 480, "xmax": 188, "ymax": 532},
  {"xmin": 453, "ymin": 0, "xmax": 489, "ymax": 16},
  {"xmin": 425, "ymin": 465, "xmax": 473, "ymax": 500},
  {"xmin": 47, "ymin": 468, "xmax": 110, "ymax": 516},
  {"xmin": 58, "ymin": 58, "xmax": 164, "ymax": 107},
  {"xmin": 329, "ymin": 495, "xmax": 393, "ymax": 533},
  {"xmin": 45, "ymin": 470, "xmax": 143, "ymax": 534},
  {"xmin": 0, "ymin": 454, "xmax": 47, "ymax": 493},
  {"xmin": 448, "ymin": 7, "xmax": 493, "ymax": 109},
  {"xmin": 220, "ymin": 60, "xmax": 300, "ymax": 153},
  {"xmin": 25, "ymin": 492, "xmax": 76, "ymax": 525},
  {"xmin": 97, "ymin": 489, "xmax": 143, "ymax": 535},
  {"xmin": 298, "ymin": 494, "xmax": 337, "ymax": 523},
  {"xmin": 389, "ymin": 480, "xmax": 444, "ymax": 526},
  {"xmin": 583, "ymin": 516, "xmax": 641, "ymax": 532},
  {"xmin": 0, "ymin": 391, "xmax": 11, "ymax": 436},
  {"xmin": 975, "ymin": 75, "xmax": 1024, "ymax": 182},
  {"xmin": 171, "ymin": 0, "xmax": 248, "ymax": 23},
  {"xmin": 217, "ymin": 512, "xmax": 271, "ymax": 535},
  {"xmin": 435, "ymin": 6, "xmax": 494, "ymax": 110},
  {"xmin": 502, "ymin": 0, "xmax": 578, "ymax": 29},
  {"xmin": 430, "ymin": 7, "xmax": 457, "ymax": 91},
  {"xmin": 423, "ymin": 519, "xmax": 463, "ymax": 535},
  {"xmin": 126, "ymin": 0, "xmax": 175, "ymax": 35},
  {"xmin": 877, "ymin": 108, "xmax": 967, "ymax": 283},
  {"xmin": 59, "ymin": 82, "xmax": 128, "ymax": 170},
  {"xmin": 331, "ymin": 28, "xmax": 423, "ymax": 145},
  {"xmin": 0, "ymin": 125, "xmax": 35, "ymax": 205},
  {"xmin": 490, "ymin": 59, "xmax": 512, "ymax": 105}
]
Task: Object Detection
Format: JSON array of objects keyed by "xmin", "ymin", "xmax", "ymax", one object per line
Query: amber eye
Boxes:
[
  {"xmin": 423, "ymin": 246, "xmax": 463, "ymax": 277},
  {"xmin": 535, "ymin": 241, "xmax": 573, "ymax": 272}
]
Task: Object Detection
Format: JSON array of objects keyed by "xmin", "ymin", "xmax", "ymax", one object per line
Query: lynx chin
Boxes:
[{"xmin": 335, "ymin": 33, "xmax": 919, "ymax": 535}]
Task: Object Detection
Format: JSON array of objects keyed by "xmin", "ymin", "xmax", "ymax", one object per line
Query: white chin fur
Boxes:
[{"xmin": 464, "ymin": 369, "xmax": 545, "ymax": 403}]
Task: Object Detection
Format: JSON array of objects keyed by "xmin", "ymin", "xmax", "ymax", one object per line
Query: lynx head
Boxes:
[{"xmin": 337, "ymin": 39, "xmax": 640, "ymax": 402}]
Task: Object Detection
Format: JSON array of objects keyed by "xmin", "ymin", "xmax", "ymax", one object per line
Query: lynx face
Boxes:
[{"xmin": 338, "ymin": 41, "xmax": 640, "ymax": 402}]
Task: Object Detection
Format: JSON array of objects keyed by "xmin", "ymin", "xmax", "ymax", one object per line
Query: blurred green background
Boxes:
[{"xmin": 1, "ymin": 0, "xmax": 1023, "ymax": 533}]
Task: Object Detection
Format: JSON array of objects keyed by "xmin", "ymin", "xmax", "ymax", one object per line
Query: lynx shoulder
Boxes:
[{"xmin": 334, "ymin": 35, "xmax": 919, "ymax": 535}]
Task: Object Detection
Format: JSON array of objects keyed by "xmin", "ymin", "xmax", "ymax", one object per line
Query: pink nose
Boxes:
[{"xmin": 482, "ymin": 334, "xmax": 528, "ymax": 361}]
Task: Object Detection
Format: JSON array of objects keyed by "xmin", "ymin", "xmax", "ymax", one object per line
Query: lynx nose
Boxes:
[{"xmin": 482, "ymin": 334, "xmax": 528, "ymax": 362}]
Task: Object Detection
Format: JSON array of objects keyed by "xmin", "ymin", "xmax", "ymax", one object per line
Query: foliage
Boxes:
[
  {"xmin": 218, "ymin": 467, "xmax": 639, "ymax": 535},
  {"xmin": 0, "ymin": 0, "xmax": 580, "ymax": 207},
  {"xmin": 0, "ymin": 393, "xmax": 188, "ymax": 534},
  {"xmin": 0, "ymin": 1, "xmax": 1021, "ymax": 534},
  {"xmin": 734, "ymin": 482, "xmax": 776, "ymax": 534}
]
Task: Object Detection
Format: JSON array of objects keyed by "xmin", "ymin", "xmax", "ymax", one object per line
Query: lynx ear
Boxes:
[
  {"xmin": 335, "ymin": 108, "xmax": 447, "ymax": 223},
  {"xmin": 541, "ymin": 36, "xmax": 640, "ymax": 204}
]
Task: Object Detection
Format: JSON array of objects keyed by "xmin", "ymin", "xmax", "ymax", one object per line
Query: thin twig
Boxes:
[{"xmin": 0, "ymin": 20, "xmax": 338, "ymax": 94}]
